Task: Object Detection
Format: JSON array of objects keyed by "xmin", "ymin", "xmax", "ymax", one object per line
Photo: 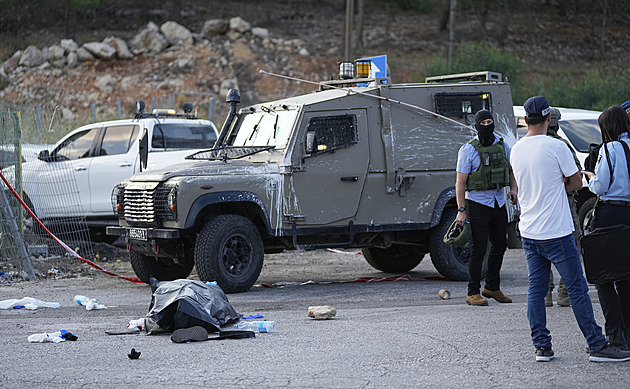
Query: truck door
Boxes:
[{"xmin": 290, "ymin": 109, "xmax": 369, "ymax": 225}]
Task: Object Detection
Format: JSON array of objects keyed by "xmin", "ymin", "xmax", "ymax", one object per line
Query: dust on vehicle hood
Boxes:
[{"xmin": 130, "ymin": 159, "xmax": 282, "ymax": 182}]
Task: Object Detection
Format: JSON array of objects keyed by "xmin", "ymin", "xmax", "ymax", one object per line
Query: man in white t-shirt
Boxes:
[{"xmin": 510, "ymin": 96, "xmax": 630, "ymax": 363}]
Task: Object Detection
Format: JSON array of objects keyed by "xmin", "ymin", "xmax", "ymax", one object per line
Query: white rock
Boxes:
[
  {"xmin": 19, "ymin": 45, "xmax": 45, "ymax": 67},
  {"xmin": 67, "ymin": 51, "xmax": 79, "ymax": 68},
  {"xmin": 307, "ymin": 305, "xmax": 337, "ymax": 320},
  {"xmin": 83, "ymin": 42, "xmax": 117, "ymax": 60},
  {"xmin": 60, "ymin": 39, "xmax": 79, "ymax": 53},
  {"xmin": 103, "ymin": 36, "xmax": 134, "ymax": 59},
  {"xmin": 201, "ymin": 19, "xmax": 229, "ymax": 38},
  {"xmin": 229, "ymin": 16, "xmax": 251, "ymax": 33},
  {"xmin": 160, "ymin": 21, "xmax": 193, "ymax": 46},
  {"xmin": 76, "ymin": 47, "xmax": 95, "ymax": 62},
  {"xmin": 251, "ymin": 27, "xmax": 269, "ymax": 40},
  {"xmin": 299, "ymin": 48, "xmax": 310, "ymax": 57}
]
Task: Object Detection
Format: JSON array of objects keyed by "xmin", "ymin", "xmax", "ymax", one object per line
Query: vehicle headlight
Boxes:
[
  {"xmin": 112, "ymin": 183, "xmax": 127, "ymax": 216},
  {"xmin": 162, "ymin": 184, "xmax": 178, "ymax": 221}
]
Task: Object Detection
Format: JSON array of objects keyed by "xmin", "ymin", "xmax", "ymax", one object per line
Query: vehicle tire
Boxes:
[
  {"xmin": 429, "ymin": 207, "xmax": 488, "ymax": 281},
  {"xmin": 362, "ymin": 245, "xmax": 425, "ymax": 273},
  {"xmin": 194, "ymin": 214, "xmax": 264, "ymax": 293},
  {"xmin": 578, "ymin": 197, "xmax": 597, "ymax": 233},
  {"xmin": 129, "ymin": 249, "xmax": 194, "ymax": 284}
]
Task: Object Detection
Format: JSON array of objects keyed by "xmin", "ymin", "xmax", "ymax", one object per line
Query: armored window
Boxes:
[
  {"xmin": 434, "ymin": 93, "xmax": 492, "ymax": 118},
  {"xmin": 99, "ymin": 125, "xmax": 139, "ymax": 156},
  {"xmin": 306, "ymin": 114, "xmax": 357, "ymax": 154},
  {"xmin": 152, "ymin": 124, "xmax": 217, "ymax": 149}
]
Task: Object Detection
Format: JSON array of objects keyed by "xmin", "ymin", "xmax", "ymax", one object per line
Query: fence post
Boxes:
[
  {"xmin": 151, "ymin": 96, "xmax": 156, "ymax": 112},
  {"xmin": 36, "ymin": 103, "xmax": 42, "ymax": 143},
  {"xmin": 117, "ymin": 99, "xmax": 122, "ymax": 119},
  {"xmin": 209, "ymin": 95, "xmax": 215, "ymax": 123},
  {"xmin": 91, "ymin": 102, "xmax": 96, "ymax": 123}
]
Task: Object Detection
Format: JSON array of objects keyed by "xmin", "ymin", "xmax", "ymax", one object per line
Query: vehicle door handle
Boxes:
[
  {"xmin": 74, "ymin": 166, "xmax": 87, "ymax": 171},
  {"xmin": 119, "ymin": 162, "xmax": 132, "ymax": 167},
  {"xmin": 341, "ymin": 176, "xmax": 358, "ymax": 182}
]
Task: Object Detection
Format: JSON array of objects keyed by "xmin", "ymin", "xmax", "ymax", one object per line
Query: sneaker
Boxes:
[
  {"xmin": 535, "ymin": 347, "xmax": 555, "ymax": 362},
  {"xmin": 481, "ymin": 288, "xmax": 513, "ymax": 303},
  {"xmin": 466, "ymin": 294, "xmax": 488, "ymax": 306},
  {"xmin": 589, "ymin": 342, "xmax": 630, "ymax": 362},
  {"xmin": 544, "ymin": 291, "xmax": 553, "ymax": 307}
]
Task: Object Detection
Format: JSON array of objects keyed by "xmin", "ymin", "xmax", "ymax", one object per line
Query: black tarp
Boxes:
[{"xmin": 147, "ymin": 278, "xmax": 241, "ymax": 333}]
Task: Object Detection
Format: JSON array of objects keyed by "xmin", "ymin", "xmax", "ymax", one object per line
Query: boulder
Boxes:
[
  {"xmin": 201, "ymin": 19, "xmax": 229, "ymax": 38},
  {"xmin": 0, "ymin": 72, "xmax": 9, "ymax": 90},
  {"xmin": 130, "ymin": 21, "xmax": 169, "ymax": 54},
  {"xmin": 66, "ymin": 51, "xmax": 79, "ymax": 68},
  {"xmin": 103, "ymin": 36, "xmax": 134, "ymax": 59},
  {"xmin": 251, "ymin": 27, "xmax": 269, "ymax": 40},
  {"xmin": 307, "ymin": 306, "xmax": 337, "ymax": 320},
  {"xmin": 83, "ymin": 42, "xmax": 117, "ymax": 60},
  {"xmin": 60, "ymin": 39, "xmax": 79, "ymax": 53},
  {"xmin": 95, "ymin": 74, "xmax": 115, "ymax": 93},
  {"xmin": 1, "ymin": 51, "xmax": 21, "ymax": 75},
  {"xmin": 19, "ymin": 45, "xmax": 45, "ymax": 67},
  {"xmin": 229, "ymin": 16, "xmax": 251, "ymax": 33},
  {"xmin": 160, "ymin": 21, "xmax": 193, "ymax": 46},
  {"xmin": 48, "ymin": 45, "xmax": 65, "ymax": 61},
  {"xmin": 61, "ymin": 107, "xmax": 75, "ymax": 121},
  {"xmin": 76, "ymin": 47, "xmax": 94, "ymax": 62}
]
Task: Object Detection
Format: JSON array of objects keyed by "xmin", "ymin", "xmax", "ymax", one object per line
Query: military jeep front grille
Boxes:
[{"xmin": 123, "ymin": 185, "xmax": 173, "ymax": 224}]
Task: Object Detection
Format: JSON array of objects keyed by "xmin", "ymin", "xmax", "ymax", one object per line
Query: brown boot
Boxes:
[
  {"xmin": 466, "ymin": 294, "xmax": 488, "ymax": 306},
  {"xmin": 544, "ymin": 290, "xmax": 553, "ymax": 307},
  {"xmin": 482, "ymin": 288, "xmax": 513, "ymax": 303}
]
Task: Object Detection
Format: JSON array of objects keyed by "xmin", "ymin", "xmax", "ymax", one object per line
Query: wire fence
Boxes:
[{"xmin": 0, "ymin": 104, "xmax": 93, "ymax": 275}]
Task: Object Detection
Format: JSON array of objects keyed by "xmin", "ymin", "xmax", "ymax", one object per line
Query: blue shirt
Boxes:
[
  {"xmin": 456, "ymin": 134, "xmax": 511, "ymax": 208},
  {"xmin": 588, "ymin": 133, "xmax": 630, "ymax": 202}
]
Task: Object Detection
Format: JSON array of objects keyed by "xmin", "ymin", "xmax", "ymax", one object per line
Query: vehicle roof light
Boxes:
[
  {"xmin": 355, "ymin": 60, "xmax": 370, "ymax": 78},
  {"xmin": 339, "ymin": 62, "xmax": 354, "ymax": 80}
]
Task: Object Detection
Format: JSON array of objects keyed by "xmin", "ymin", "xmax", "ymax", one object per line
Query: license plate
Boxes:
[{"xmin": 128, "ymin": 228, "xmax": 147, "ymax": 241}]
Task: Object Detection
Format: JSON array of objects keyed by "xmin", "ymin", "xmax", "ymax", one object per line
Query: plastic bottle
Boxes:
[
  {"xmin": 73, "ymin": 295, "xmax": 106, "ymax": 310},
  {"xmin": 233, "ymin": 321, "xmax": 276, "ymax": 333}
]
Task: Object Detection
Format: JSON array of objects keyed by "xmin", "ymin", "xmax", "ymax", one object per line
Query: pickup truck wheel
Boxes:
[
  {"xmin": 129, "ymin": 249, "xmax": 193, "ymax": 284},
  {"xmin": 362, "ymin": 245, "xmax": 425, "ymax": 273},
  {"xmin": 429, "ymin": 207, "xmax": 488, "ymax": 281},
  {"xmin": 194, "ymin": 215, "xmax": 264, "ymax": 293},
  {"xmin": 578, "ymin": 197, "xmax": 597, "ymax": 233}
]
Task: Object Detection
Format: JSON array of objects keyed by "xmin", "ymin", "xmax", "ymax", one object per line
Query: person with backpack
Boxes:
[{"xmin": 582, "ymin": 105, "xmax": 630, "ymax": 350}]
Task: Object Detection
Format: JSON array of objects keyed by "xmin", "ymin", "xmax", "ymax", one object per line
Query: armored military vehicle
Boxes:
[{"xmin": 108, "ymin": 61, "xmax": 519, "ymax": 292}]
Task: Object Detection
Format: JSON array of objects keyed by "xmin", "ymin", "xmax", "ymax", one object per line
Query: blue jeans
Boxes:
[{"xmin": 522, "ymin": 235, "xmax": 607, "ymax": 352}]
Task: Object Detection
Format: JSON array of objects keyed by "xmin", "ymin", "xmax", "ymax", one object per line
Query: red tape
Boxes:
[{"xmin": 0, "ymin": 169, "xmax": 142, "ymax": 284}]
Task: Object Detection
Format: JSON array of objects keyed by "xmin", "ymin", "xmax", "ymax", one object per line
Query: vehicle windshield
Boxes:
[
  {"xmin": 229, "ymin": 109, "xmax": 298, "ymax": 148},
  {"xmin": 560, "ymin": 119, "xmax": 602, "ymax": 153}
]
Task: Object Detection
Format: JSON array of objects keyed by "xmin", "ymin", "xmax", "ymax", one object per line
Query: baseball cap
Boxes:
[
  {"xmin": 524, "ymin": 96, "xmax": 550, "ymax": 118},
  {"xmin": 621, "ymin": 100, "xmax": 630, "ymax": 114},
  {"xmin": 549, "ymin": 107, "xmax": 561, "ymax": 127}
]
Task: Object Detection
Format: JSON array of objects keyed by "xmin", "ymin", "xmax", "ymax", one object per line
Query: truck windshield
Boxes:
[{"xmin": 230, "ymin": 109, "xmax": 298, "ymax": 148}]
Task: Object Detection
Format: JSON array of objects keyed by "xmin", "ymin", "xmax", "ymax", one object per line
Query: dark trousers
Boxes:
[
  {"xmin": 591, "ymin": 202, "xmax": 630, "ymax": 340},
  {"xmin": 466, "ymin": 199, "xmax": 508, "ymax": 296}
]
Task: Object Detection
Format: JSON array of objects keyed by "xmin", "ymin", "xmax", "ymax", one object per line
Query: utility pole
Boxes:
[
  {"xmin": 448, "ymin": 0, "xmax": 457, "ymax": 70},
  {"xmin": 344, "ymin": 0, "xmax": 355, "ymax": 61}
]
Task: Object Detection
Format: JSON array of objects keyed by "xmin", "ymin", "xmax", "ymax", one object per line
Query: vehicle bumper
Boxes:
[{"xmin": 106, "ymin": 226, "xmax": 180, "ymax": 240}]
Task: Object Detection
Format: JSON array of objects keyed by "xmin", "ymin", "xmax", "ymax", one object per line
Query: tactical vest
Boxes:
[{"xmin": 465, "ymin": 138, "xmax": 510, "ymax": 191}]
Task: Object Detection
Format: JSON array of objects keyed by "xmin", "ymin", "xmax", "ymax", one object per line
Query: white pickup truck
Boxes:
[{"xmin": 6, "ymin": 103, "xmax": 218, "ymax": 242}]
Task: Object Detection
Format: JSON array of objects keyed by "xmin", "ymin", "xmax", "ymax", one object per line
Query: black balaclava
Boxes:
[{"xmin": 475, "ymin": 109, "xmax": 495, "ymax": 147}]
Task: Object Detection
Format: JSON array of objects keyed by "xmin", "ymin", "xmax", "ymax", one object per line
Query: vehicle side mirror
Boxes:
[
  {"xmin": 139, "ymin": 129, "xmax": 148, "ymax": 171},
  {"xmin": 305, "ymin": 131, "xmax": 317, "ymax": 154},
  {"xmin": 37, "ymin": 150, "xmax": 50, "ymax": 162}
]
